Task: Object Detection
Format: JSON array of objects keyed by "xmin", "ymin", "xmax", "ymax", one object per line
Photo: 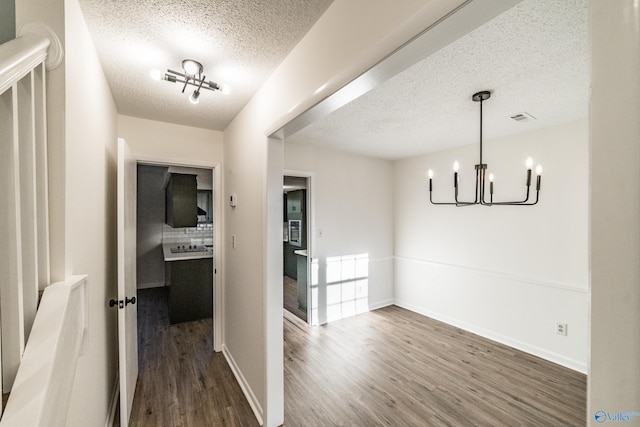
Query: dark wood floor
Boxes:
[
  {"xmin": 130, "ymin": 288, "xmax": 586, "ymax": 426},
  {"xmin": 129, "ymin": 288, "xmax": 259, "ymax": 426},
  {"xmin": 284, "ymin": 275, "xmax": 307, "ymax": 322},
  {"xmin": 283, "ymin": 306, "xmax": 586, "ymax": 426}
]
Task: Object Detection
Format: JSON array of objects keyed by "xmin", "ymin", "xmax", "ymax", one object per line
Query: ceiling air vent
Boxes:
[{"xmin": 510, "ymin": 112, "xmax": 536, "ymax": 122}]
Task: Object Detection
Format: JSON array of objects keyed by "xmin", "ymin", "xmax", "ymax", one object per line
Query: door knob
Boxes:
[
  {"xmin": 109, "ymin": 299, "xmax": 124, "ymax": 309},
  {"xmin": 109, "ymin": 296, "xmax": 136, "ymax": 308}
]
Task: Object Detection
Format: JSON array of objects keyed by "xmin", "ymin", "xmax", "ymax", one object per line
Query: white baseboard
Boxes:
[
  {"xmin": 136, "ymin": 281, "xmax": 165, "ymax": 290},
  {"xmin": 369, "ymin": 298, "xmax": 394, "ymax": 311},
  {"xmin": 394, "ymin": 300, "xmax": 588, "ymax": 374},
  {"xmin": 222, "ymin": 344, "xmax": 264, "ymax": 426},
  {"xmin": 105, "ymin": 376, "xmax": 119, "ymax": 427}
]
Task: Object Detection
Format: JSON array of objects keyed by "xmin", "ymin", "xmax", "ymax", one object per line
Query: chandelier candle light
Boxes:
[
  {"xmin": 150, "ymin": 59, "xmax": 229, "ymax": 104},
  {"xmin": 428, "ymin": 91, "xmax": 542, "ymax": 206}
]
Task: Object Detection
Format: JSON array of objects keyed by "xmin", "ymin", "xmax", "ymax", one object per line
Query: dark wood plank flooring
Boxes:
[
  {"xmin": 129, "ymin": 288, "xmax": 259, "ymax": 427},
  {"xmin": 129, "ymin": 288, "xmax": 586, "ymax": 426},
  {"xmin": 283, "ymin": 306, "xmax": 586, "ymax": 426}
]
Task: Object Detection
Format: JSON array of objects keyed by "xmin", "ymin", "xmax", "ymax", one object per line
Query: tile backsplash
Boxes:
[{"xmin": 163, "ymin": 223, "xmax": 213, "ymax": 244}]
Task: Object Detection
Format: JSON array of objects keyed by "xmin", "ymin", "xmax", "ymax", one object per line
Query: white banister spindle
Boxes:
[
  {"xmin": 34, "ymin": 62, "xmax": 50, "ymax": 291},
  {"xmin": 17, "ymin": 70, "xmax": 39, "ymax": 343}
]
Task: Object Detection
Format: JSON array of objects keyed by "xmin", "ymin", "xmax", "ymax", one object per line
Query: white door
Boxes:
[{"xmin": 117, "ymin": 138, "xmax": 138, "ymax": 426}]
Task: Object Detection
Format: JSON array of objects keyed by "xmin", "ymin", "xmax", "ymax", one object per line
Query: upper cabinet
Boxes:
[{"xmin": 166, "ymin": 173, "xmax": 197, "ymax": 228}]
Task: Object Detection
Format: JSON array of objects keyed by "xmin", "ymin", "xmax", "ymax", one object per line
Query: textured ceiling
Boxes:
[
  {"xmin": 78, "ymin": 0, "xmax": 333, "ymax": 130},
  {"xmin": 286, "ymin": 0, "xmax": 589, "ymax": 160}
]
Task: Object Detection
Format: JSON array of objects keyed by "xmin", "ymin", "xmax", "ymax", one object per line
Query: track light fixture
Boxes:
[
  {"xmin": 150, "ymin": 59, "xmax": 229, "ymax": 104},
  {"xmin": 428, "ymin": 91, "xmax": 542, "ymax": 206}
]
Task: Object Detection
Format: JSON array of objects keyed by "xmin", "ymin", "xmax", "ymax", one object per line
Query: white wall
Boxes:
[
  {"xmin": 118, "ymin": 115, "xmax": 223, "ymax": 164},
  {"xmin": 393, "ymin": 120, "xmax": 589, "ymax": 372},
  {"xmin": 588, "ymin": 1, "xmax": 640, "ymax": 424},
  {"xmin": 284, "ymin": 143, "xmax": 394, "ymax": 324},
  {"xmin": 225, "ymin": 1, "xmax": 468, "ymax": 424},
  {"xmin": 63, "ymin": 0, "xmax": 120, "ymax": 424}
]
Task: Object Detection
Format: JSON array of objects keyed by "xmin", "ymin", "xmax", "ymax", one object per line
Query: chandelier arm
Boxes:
[
  {"xmin": 165, "ymin": 75, "xmax": 217, "ymax": 92},
  {"xmin": 480, "ymin": 168, "xmax": 492, "ymax": 206},
  {"xmin": 428, "ymin": 194, "xmax": 459, "ymax": 205},
  {"xmin": 427, "ymin": 179, "xmax": 475, "ymax": 206},
  {"xmin": 486, "ymin": 170, "xmax": 533, "ymax": 204},
  {"xmin": 491, "ymin": 186, "xmax": 540, "ymax": 205},
  {"xmin": 428, "ymin": 180, "xmax": 461, "ymax": 205},
  {"xmin": 181, "ymin": 77, "xmax": 189, "ymax": 93},
  {"xmin": 195, "ymin": 75, "xmax": 206, "ymax": 92},
  {"xmin": 454, "ymin": 168, "xmax": 480, "ymax": 206},
  {"xmin": 167, "ymin": 69, "xmax": 218, "ymax": 92}
]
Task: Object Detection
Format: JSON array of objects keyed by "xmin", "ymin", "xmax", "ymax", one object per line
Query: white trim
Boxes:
[
  {"xmin": 105, "ymin": 376, "xmax": 119, "ymax": 427},
  {"xmin": 135, "ymin": 154, "xmax": 217, "ymax": 169},
  {"xmin": 369, "ymin": 298, "xmax": 394, "ymax": 311},
  {"xmin": 222, "ymin": 344, "xmax": 264, "ymax": 426},
  {"xmin": 394, "ymin": 300, "xmax": 588, "ymax": 374},
  {"xmin": 0, "ymin": 33, "xmax": 49, "ymax": 95},
  {"xmin": 16, "ymin": 23, "xmax": 64, "ymax": 70},
  {"xmin": 395, "ymin": 256, "xmax": 587, "ymax": 294}
]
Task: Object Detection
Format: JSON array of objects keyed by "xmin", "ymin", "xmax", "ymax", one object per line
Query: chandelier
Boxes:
[
  {"xmin": 150, "ymin": 59, "xmax": 229, "ymax": 104},
  {"xmin": 428, "ymin": 91, "xmax": 542, "ymax": 206}
]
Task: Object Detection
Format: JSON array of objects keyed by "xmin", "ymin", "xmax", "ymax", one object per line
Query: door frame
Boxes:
[
  {"xmin": 283, "ymin": 170, "xmax": 314, "ymax": 324},
  {"xmin": 135, "ymin": 154, "xmax": 223, "ymax": 351}
]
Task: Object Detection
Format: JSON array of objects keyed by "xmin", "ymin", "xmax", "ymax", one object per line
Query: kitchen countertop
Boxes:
[{"xmin": 163, "ymin": 242, "xmax": 213, "ymax": 262}]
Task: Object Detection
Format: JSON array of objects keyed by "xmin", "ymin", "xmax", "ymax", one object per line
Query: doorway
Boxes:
[
  {"xmin": 136, "ymin": 163, "xmax": 215, "ymax": 314},
  {"xmin": 283, "ymin": 175, "xmax": 310, "ymax": 322}
]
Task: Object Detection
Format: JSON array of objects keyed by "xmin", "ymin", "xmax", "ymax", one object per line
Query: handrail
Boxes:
[
  {"xmin": 0, "ymin": 275, "xmax": 88, "ymax": 427},
  {"xmin": 0, "ymin": 32, "xmax": 49, "ymax": 95}
]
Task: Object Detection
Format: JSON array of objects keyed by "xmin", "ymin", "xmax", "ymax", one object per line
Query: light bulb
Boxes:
[
  {"xmin": 489, "ymin": 173, "xmax": 494, "ymax": 182},
  {"xmin": 536, "ymin": 164, "xmax": 543, "ymax": 175},
  {"xmin": 150, "ymin": 69, "xmax": 161, "ymax": 81},
  {"xmin": 183, "ymin": 59, "xmax": 201, "ymax": 76},
  {"xmin": 526, "ymin": 157, "xmax": 533, "ymax": 169},
  {"xmin": 428, "ymin": 169, "xmax": 434, "ymax": 179},
  {"xmin": 189, "ymin": 90, "xmax": 200, "ymax": 104},
  {"xmin": 453, "ymin": 161, "xmax": 460, "ymax": 172}
]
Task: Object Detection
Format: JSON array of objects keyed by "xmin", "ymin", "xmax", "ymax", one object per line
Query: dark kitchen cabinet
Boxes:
[
  {"xmin": 169, "ymin": 258, "xmax": 213, "ymax": 324},
  {"xmin": 166, "ymin": 173, "xmax": 197, "ymax": 228}
]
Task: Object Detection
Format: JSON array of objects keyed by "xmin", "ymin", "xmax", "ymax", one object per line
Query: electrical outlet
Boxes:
[
  {"xmin": 232, "ymin": 235, "xmax": 236, "ymax": 249},
  {"xmin": 556, "ymin": 322, "xmax": 568, "ymax": 336}
]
